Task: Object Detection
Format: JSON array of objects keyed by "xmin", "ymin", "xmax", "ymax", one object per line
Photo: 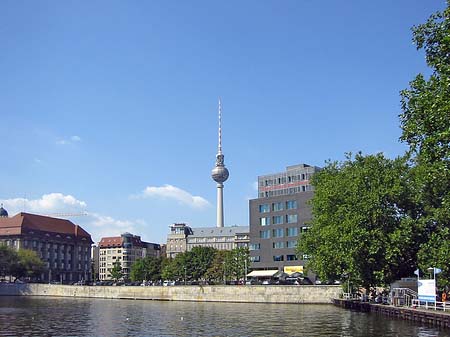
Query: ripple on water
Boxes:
[{"xmin": 0, "ymin": 297, "xmax": 449, "ymax": 337}]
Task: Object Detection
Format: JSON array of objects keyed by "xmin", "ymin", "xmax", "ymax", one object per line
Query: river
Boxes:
[{"xmin": 0, "ymin": 296, "xmax": 449, "ymax": 336}]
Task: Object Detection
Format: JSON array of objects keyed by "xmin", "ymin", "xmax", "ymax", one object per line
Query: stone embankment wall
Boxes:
[{"xmin": 0, "ymin": 283, "xmax": 341, "ymax": 304}]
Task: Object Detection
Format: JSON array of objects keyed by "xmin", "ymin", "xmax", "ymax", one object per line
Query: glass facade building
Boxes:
[{"xmin": 249, "ymin": 164, "xmax": 320, "ymax": 272}]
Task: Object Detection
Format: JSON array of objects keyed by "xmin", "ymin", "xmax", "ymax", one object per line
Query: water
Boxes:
[{"xmin": 0, "ymin": 296, "xmax": 449, "ymax": 337}]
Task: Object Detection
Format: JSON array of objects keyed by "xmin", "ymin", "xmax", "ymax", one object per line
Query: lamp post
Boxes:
[
  {"xmin": 184, "ymin": 266, "xmax": 187, "ymax": 286},
  {"xmin": 223, "ymin": 261, "xmax": 226, "ymax": 285}
]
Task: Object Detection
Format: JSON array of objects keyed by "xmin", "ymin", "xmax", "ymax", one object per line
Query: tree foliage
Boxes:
[
  {"xmin": 130, "ymin": 256, "xmax": 162, "ymax": 282},
  {"xmin": 161, "ymin": 246, "xmax": 250, "ymax": 283},
  {"xmin": 297, "ymin": 153, "xmax": 420, "ymax": 289},
  {"xmin": 400, "ymin": 2, "xmax": 450, "ymax": 286},
  {"xmin": 11, "ymin": 249, "xmax": 45, "ymax": 280},
  {"xmin": 0, "ymin": 245, "xmax": 19, "ymax": 278},
  {"xmin": 0, "ymin": 246, "xmax": 44, "ymax": 281},
  {"xmin": 110, "ymin": 261, "xmax": 123, "ymax": 282}
]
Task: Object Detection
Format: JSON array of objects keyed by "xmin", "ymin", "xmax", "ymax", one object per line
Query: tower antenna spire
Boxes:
[{"xmin": 218, "ymin": 97, "xmax": 222, "ymax": 154}]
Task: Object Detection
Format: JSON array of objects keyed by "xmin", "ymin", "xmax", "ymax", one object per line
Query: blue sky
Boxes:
[{"xmin": 0, "ymin": 0, "xmax": 445, "ymax": 244}]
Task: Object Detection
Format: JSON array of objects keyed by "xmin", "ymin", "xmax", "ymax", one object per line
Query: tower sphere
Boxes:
[{"xmin": 212, "ymin": 165, "xmax": 229, "ymax": 183}]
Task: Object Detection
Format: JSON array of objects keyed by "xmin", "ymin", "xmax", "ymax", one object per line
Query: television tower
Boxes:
[{"xmin": 211, "ymin": 98, "xmax": 229, "ymax": 228}]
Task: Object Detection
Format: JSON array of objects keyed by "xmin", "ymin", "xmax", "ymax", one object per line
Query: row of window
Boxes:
[
  {"xmin": 260, "ymin": 173, "xmax": 310, "ymax": 187},
  {"xmin": 250, "ymin": 254, "xmax": 299, "ymax": 262},
  {"xmin": 260, "ymin": 227, "xmax": 299, "ymax": 239},
  {"xmin": 260, "ymin": 214, "xmax": 298, "ymax": 226},
  {"xmin": 259, "ymin": 200, "xmax": 297, "ymax": 213},
  {"xmin": 260, "ymin": 185, "xmax": 312, "ymax": 198}
]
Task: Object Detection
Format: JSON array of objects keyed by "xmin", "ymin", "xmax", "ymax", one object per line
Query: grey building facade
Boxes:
[{"xmin": 249, "ymin": 164, "xmax": 320, "ymax": 273}]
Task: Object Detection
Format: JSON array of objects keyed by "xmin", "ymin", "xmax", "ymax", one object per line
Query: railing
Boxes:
[
  {"xmin": 342, "ymin": 293, "xmax": 360, "ymax": 300},
  {"xmin": 391, "ymin": 288, "xmax": 418, "ymax": 306},
  {"xmin": 412, "ymin": 299, "xmax": 450, "ymax": 312}
]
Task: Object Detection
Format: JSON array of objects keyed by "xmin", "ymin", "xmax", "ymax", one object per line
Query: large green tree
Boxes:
[
  {"xmin": 399, "ymin": 2, "xmax": 450, "ymax": 286},
  {"xmin": 0, "ymin": 245, "xmax": 19, "ymax": 279},
  {"xmin": 297, "ymin": 153, "xmax": 419, "ymax": 290},
  {"xmin": 10, "ymin": 249, "xmax": 45, "ymax": 281},
  {"xmin": 130, "ymin": 256, "xmax": 162, "ymax": 282}
]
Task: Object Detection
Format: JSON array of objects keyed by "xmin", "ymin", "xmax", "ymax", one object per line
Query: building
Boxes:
[
  {"xmin": 249, "ymin": 164, "xmax": 320, "ymax": 274},
  {"xmin": 166, "ymin": 223, "xmax": 249, "ymax": 258},
  {"xmin": 0, "ymin": 210, "xmax": 93, "ymax": 283},
  {"xmin": 98, "ymin": 232, "xmax": 160, "ymax": 281},
  {"xmin": 166, "ymin": 223, "xmax": 193, "ymax": 258}
]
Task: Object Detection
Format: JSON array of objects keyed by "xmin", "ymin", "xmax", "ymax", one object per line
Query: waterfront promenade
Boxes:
[
  {"xmin": 334, "ymin": 298, "xmax": 450, "ymax": 329},
  {"xmin": 0, "ymin": 283, "xmax": 341, "ymax": 304}
]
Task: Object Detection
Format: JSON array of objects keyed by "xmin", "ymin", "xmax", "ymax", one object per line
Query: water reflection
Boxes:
[{"xmin": 0, "ymin": 296, "xmax": 449, "ymax": 337}]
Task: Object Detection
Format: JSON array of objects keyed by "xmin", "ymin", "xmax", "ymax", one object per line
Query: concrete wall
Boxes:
[{"xmin": 0, "ymin": 283, "xmax": 341, "ymax": 304}]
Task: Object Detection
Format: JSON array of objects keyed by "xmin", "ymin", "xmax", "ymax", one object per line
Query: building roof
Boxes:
[
  {"xmin": 99, "ymin": 236, "xmax": 123, "ymax": 248},
  {"xmin": 98, "ymin": 234, "xmax": 158, "ymax": 248},
  {"xmin": 0, "ymin": 212, "xmax": 92, "ymax": 242},
  {"xmin": 189, "ymin": 226, "xmax": 249, "ymax": 238}
]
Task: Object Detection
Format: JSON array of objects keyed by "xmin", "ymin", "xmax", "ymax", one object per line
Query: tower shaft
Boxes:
[{"xmin": 216, "ymin": 183, "xmax": 224, "ymax": 228}]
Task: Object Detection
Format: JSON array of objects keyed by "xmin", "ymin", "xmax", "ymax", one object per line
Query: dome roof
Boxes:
[
  {"xmin": 211, "ymin": 166, "xmax": 229, "ymax": 183},
  {"xmin": 0, "ymin": 205, "xmax": 8, "ymax": 217}
]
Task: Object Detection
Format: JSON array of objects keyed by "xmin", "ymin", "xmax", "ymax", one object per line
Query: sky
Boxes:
[{"xmin": 0, "ymin": 0, "xmax": 446, "ymax": 244}]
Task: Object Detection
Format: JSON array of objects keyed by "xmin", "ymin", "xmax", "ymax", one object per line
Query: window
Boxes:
[
  {"xmin": 260, "ymin": 217, "xmax": 270, "ymax": 226},
  {"xmin": 272, "ymin": 202, "xmax": 284, "ymax": 211},
  {"xmin": 286, "ymin": 214, "xmax": 298, "ymax": 224},
  {"xmin": 272, "ymin": 215, "xmax": 283, "ymax": 225},
  {"xmin": 300, "ymin": 226, "xmax": 310, "ymax": 233},
  {"xmin": 249, "ymin": 243, "xmax": 260, "ymax": 251},
  {"xmin": 273, "ymin": 242, "xmax": 284, "ymax": 249},
  {"xmin": 272, "ymin": 228, "xmax": 284, "ymax": 238},
  {"xmin": 260, "ymin": 230, "xmax": 270, "ymax": 239},
  {"xmin": 286, "ymin": 240, "xmax": 297, "ymax": 248},
  {"xmin": 286, "ymin": 200, "xmax": 297, "ymax": 210},
  {"xmin": 250, "ymin": 256, "xmax": 260, "ymax": 262},
  {"xmin": 286, "ymin": 254, "xmax": 298, "ymax": 261},
  {"xmin": 259, "ymin": 204, "xmax": 270, "ymax": 213},
  {"xmin": 286, "ymin": 227, "xmax": 299, "ymax": 237},
  {"xmin": 273, "ymin": 255, "xmax": 284, "ymax": 261}
]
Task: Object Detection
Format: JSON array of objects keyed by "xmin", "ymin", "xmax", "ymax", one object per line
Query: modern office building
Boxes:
[
  {"xmin": 166, "ymin": 223, "xmax": 249, "ymax": 258},
  {"xmin": 98, "ymin": 232, "xmax": 161, "ymax": 280},
  {"xmin": 0, "ymin": 210, "xmax": 93, "ymax": 283},
  {"xmin": 249, "ymin": 164, "xmax": 320, "ymax": 273}
]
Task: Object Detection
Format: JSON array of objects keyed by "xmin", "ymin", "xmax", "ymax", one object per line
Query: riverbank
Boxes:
[
  {"xmin": 0, "ymin": 283, "xmax": 341, "ymax": 304},
  {"xmin": 333, "ymin": 298, "xmax": 450, "ymax": 329}
]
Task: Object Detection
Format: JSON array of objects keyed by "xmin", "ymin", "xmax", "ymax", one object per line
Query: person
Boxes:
[{"xmin": 442, "ymin": 291, "xmax": 447, "ymax": 303}]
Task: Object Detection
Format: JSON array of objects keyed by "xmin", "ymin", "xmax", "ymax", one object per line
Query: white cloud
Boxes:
[
  {"xmin": 85, "ymin": 212, "xmax": 139, "ymax": 242},
  {"xmin": 2, "ymin": 193, "xmax": 87, "ymax": 214},
  {"xmin": 136, "ymin": 184, "xmax": 210, "ymax": 209},
  {"xmin": 56, "ymin": 135, "xmax": 82, "ymax": 145},
  {"xmin": 0, "ymin": 193, "xmax": 144, "ymax": 244}
]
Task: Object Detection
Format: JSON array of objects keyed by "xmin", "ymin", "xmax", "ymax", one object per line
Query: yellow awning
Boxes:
[{"xmin": 247, "ymin": 270, "xmax": 279, "ymax": 277}]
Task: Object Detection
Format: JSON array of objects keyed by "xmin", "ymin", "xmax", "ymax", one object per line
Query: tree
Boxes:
[
  {"xmin": 110, "ymin": 261, "xmax": 123, "ymax": 282},
  {"xmin": 297, "ymin": 153, "xmax": 420, "ymax": 290},
  {"xmin": 206, "ymin": 250, "xmax": 230, "ymax": 283},
  {"xmin": 11, "ymin": 249, "xmax": 45, "ymax": 281},
  {"xmin": 0, "ymin": 245, "xmax": 18, "ymax": 279},
  {"xmin": 188, "ymin": 246, "xmax": 217, "ymax": 281},
  {"xmin": 130, "ymin": 256, "xmax": 162, "ymax": 282},
  {"xmin": 399, "ymin": 2, "xmax": 450, "ymax": 286},
  {"xmin": 226, "ymin": 247, "xmax": 250, "ymax": 282}
]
